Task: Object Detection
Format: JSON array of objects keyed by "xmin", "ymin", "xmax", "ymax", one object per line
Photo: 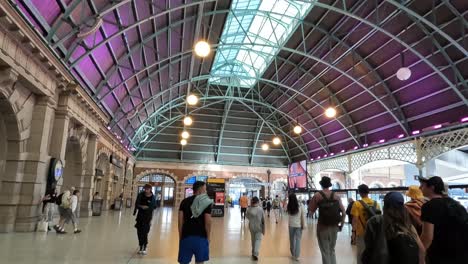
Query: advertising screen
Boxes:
[{"xmin": 288, "ymin": 160, "xmax": 307, "ymax": 191}]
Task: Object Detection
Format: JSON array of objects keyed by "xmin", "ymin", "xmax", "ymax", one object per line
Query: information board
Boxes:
[{"xmin": 207, "ymin": 178, "xmax": 225, "ymax": 217}]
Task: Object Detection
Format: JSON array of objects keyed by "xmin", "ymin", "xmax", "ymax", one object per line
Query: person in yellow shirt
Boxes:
[
  {"xmin": 239, "ymin": 193, "xmax": 249, "ymax": 221},
  {"xmin": 351, "ymin": 184, "xmax": 381, "ymax": 264}
]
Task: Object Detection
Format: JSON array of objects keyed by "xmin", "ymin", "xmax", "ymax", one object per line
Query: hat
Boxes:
[
  {"xmin": 319, "ymin": 176, "xmax": 332, "ymax": 188},
  {"xmin": 405, "ymin": 185, "xmax": 424, "ymax": 199},
  {"xmin": 418, "ymin": 176, "xmax": 445, "ymax": 194},
  {"xmin": 384, "ymin": 192, "xmax": 404, "ymax": 208},
  {"xmin": 358, "ymin": 184, "xmax": 370, "ymax": 194},
  {"xmin": 143, "ymin": 184, "xmax": 152, "ymax": 189}
]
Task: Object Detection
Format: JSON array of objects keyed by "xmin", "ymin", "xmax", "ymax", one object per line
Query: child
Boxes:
[{"xmin": 246, "ymin": 196, "xmax": 265, "ymax": 261}]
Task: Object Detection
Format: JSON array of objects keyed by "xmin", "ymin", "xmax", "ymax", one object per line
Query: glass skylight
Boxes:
[{"xmin": 209, "ymin": 0, "xmax": 313, "ymax": 88}]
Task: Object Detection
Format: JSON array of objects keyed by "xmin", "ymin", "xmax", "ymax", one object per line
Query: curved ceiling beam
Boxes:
[
  {"xmin": 133, "ymin": 96, "xmax": 310, "ymax": 158},
  {"xmin": 106, "ymin": 45, "xmax": 407, "ymax": 138}
]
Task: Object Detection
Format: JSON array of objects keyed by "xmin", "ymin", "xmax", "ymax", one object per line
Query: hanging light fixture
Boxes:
[
  {"xmin": 180, "ymin": 139, "xmax": 187, "ymax": 146},
  {"xmin": 272, "ymin": 137, "xmax": 281, "ymax": 145},
  {"xmin": 183, "ymin": 116, "xmax": 193, "ymax": 126},
  {"xmin": 293, "ymin": 125, "xmax": 302, "ymax": 135},
  {"xmin": 396, "ymin": 52, "xmax": 411, "ymax": 81},
  {"xmin": 187, "ymin": 94, "xmax": 199, "ymax": 105},
  {"xmin": 181, "ymin": 131, "xmax": 190, "ymax": 139},
  {"xmin": 194, "ymin": 40, "xmax": 210, "ymax": 57},
  {"xmin": 324, "ymin": 106, "xmax": 337, "ymax": 118},
  {"xmin": 262, "ymin": 143, "xmax": 269, "ymax": 151}
]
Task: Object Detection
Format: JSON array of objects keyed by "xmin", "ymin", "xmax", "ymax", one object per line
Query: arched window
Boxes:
[{"xmin": 332, "ymin": 181, "xmax": 341, "ymax": 190}]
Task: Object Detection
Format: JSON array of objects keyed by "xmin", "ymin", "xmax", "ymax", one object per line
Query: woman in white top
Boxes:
[{"xmin": 287, "ymin": 193, "xmax": 306, "ymax": 261}]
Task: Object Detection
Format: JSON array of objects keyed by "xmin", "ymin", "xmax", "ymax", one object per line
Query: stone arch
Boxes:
[
  {"xmin": 387, "ymin": 182, "xmax": 399, "ymax": 188},
  {"xmin": 134, "ymin": 169, "xmax": 177, "ymax": 207},
  {"xmin": 0, "ymin": 90, "xmax": 22, "ymax": 232},
  {"xmin": 61, "ymin": 136, "xmax": 84, "ymax": 192},
  {"xmin": 94, "ymin": 152, "xmax": 110, "ymax": 196},
  {"xmin": 369, "ymin": 181, "xmax": 385, "ymax": 188}
]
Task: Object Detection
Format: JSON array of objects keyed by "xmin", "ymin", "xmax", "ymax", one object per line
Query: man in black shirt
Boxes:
[
  {"xmin": 419, "ymin": 176, "xmax": 468, "ymax": 264},
  {"xmin": 133, "ymin": 184, "xmax": 156, "ymax": 255},
  {"xmin": 178, "ymin": 181, "xmax": 213, "ymax": 264}
]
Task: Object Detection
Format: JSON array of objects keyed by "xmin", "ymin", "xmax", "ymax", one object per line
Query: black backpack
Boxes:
[
  {"xmin": 446, "ymin": 198, "xmax": 468, "ymax": 239},
  {"xmin": 56, "ymin": 193, "xmax": 64, "ymax": 206},
  {"xmin": 317, "ymin": 191, "xmax": 342, "ymax": 225},
  {"xmin": 359, "ymin": 200, "xmax": 381, "ymax": 223}
]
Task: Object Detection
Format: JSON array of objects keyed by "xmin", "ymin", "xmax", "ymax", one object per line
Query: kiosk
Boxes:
[{"xmin": 207, "ymin": 178, "xmax": 226, "ymax": 217}]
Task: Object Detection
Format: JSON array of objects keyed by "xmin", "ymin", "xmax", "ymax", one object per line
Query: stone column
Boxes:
[
  {"xmin": 80, "ymin": 134, "xmax": 97, "ymax": 217},
  {"xmin": 15, "ymin": 96, "xmax": 55, "ymax": 232}
]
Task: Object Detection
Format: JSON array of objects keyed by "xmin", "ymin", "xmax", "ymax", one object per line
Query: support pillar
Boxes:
[
  {"xmin": 80, "ymin": 134, "xmax": 97, "ymax": 217},
  {"xmin": 15, "ymin": 96, "xmax": 55, "ymax": 232}
]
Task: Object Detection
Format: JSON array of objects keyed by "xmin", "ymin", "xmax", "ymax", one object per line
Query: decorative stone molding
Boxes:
[
  {"xmin": 96, "ymin": 146, "xmax": 111, "ymax": 160},
  {"xmin": 134, "ymin": 169, "xmax": 176, "ymax": 182}
]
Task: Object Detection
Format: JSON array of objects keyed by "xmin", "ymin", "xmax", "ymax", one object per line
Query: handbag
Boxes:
[{"xmin": 36, "ymin": 219, "xmax": 48, "ymax": 232}]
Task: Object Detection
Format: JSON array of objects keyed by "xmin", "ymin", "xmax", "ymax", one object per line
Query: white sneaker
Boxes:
[
  {"xmin": 137, "ymin": 250, "xmax": 142, "ymax": 255},
  {"xmin": 141, "ymin": 250, "xmax": 147, "ymax": 255}
]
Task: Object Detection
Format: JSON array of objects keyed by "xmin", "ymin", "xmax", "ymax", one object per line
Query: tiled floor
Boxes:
[{"xmin": 0, "ymin": 207, "xmax": 357, "ymax": 263}]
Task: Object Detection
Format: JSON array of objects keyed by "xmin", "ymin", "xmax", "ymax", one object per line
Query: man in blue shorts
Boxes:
[{"xmin": 178, "ymin": 181, "xmax": 213, "ymax": 264}]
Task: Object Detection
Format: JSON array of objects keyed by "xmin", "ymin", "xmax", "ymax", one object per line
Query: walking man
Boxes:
[
  {"xmin": 246, "ymin": 196, "xmax": 265, "ymax": 261},
  {"xmin": 178, "ymin": 181, "xmax": 213, "ymax": 264},
  {"xmin": 239, "ymin": 193, "xmax": 249, "ymax": 221},
  {"xmin": 133, "ymin": 184, "xmax": 156, "ymax": 255},
  {"xmin": 351, "ymin": 184, "xmax": 381, "ymax": 264},
  {"xmin": 419, "ymin": 176, "xmax": 468, "ymax": 264},
  {"xmin": 309, "ymin": 176, "xmax": 346, "ymax": 264}
]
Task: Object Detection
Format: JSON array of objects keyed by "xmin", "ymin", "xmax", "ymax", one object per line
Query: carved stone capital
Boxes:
[{"xmin": 0, "ymin": 67, "xmax": 19, "ymax": 95}]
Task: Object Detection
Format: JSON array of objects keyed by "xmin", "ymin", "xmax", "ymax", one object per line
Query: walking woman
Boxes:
[
  {"xmin": 287, "ymin": 193, "xmax": 306, "ymax": 261},
  {"xmin": 133, "ymin": 184, "xmax": 156, "ymax": 255},
  {"xmin": 362, "ymin": 192, "xmax": 425, "ymax": 264}
]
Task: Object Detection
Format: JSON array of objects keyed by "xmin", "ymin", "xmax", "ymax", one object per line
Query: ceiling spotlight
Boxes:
[
  {"xmin": 324, "ymin": 107, "xmax": 337, "ymax": 118},
  {"xmin": 396, "ymin": 67, "xmax": 411, "ymax": 81},
  {"xmin": 194, "ymin": 40, "xmax": 210, "ymax": 57},
  {"xmin": 272, "ymin": 137, "xmax": 281, "ymax": 145},
  {"xmin": 181, "ymin": 131, "xmax": 190, "ymax": 139},
  {"xmin": 180, "ymin": 139, "xmax": 187, "ymax": 146},
  {"xmin": 293, "ymin": 125, "xmax": 302, "ymax": 135},
  {"xmin": 183, "ymin": 116, "xmax": 193, "ymax": 126},
  {"xmin": 262, "ymin": 143, "xmax": 269, "ymax": 151},
  {"xmin": 187, "ymin": 94, "xmax": 198, "ymax": 105}
]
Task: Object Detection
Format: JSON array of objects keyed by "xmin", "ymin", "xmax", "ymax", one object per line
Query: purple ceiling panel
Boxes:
[
  {"xmin": 410, "ymin": 106, "xmax": 467, "ymax": 129},
  {"xmin": 324, "ymin": 129, "xmax": 350, "ymax": 145},
  {"xmin": 31, "ymin": 0, "xmax": 60, "ymax": 25},
  {"xmin": 403, "ymin": 90, "xmax": 461, "ymax": 118},
  {"xmin": 365, "ymin": 126, "xmax": 405, "ymax": 145},
  {"xmin": 355, "ymin": 113, "xmax": 396, "ymax": 134},
  {"xmin": 77, "ymin": 58, "xmax": 102, "ymax": 88}
]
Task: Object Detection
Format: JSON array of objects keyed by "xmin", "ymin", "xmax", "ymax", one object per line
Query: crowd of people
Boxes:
[{"xmin": 137, "ymin": 175, "xmax": 467, "ymax": 264}]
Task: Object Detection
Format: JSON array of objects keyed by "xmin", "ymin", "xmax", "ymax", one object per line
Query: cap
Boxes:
[
  {"xmin": 384, "ymin": 192, "xmax": 404, "ymax": 208},
  {"xmin": 405, "ymin": 185, "xmax": 424, "ymax": 199},
  {"xmin": 319, "ymin": 176, "xmax": 332, "ymax": 188},
  {"xmin": 358, "ymin": 184, "xmax": 369, "ymax": 194},
  {"xmin": 418, "ymin": 176, "xmax": 445, "ymax": 194},
  {"xmin": 143, "ymin": 184, "xmax": 152, "ymax": 190}
]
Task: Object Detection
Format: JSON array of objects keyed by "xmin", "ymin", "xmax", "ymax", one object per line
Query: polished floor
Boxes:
[{"xmin": 0, "ymin": 206, "xmax": 356, "ymax": 263}]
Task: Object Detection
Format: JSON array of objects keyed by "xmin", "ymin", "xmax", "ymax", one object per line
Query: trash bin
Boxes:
[
  {"xmin": 92, "ymin": 199, "xmax": 103, "ymax": 216},
  {"xmin": 114, "ymin": 198, "xmax": 122, "ymax": 210}
]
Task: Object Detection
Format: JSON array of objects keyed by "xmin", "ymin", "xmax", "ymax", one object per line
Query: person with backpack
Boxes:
[
  {"xmin": 178, "ymin": 181, "xmax": 213, "ymax": 264},
  {"xmin": 351, "ymin": 184, "xmax": 381, "ymax": 264},
  {"xmin": 287, "ymin": 193, "xmax": 306, "ymax": 261},
  {"xmin": 362, "ymin": 192, "xmax": 425, "ymax": 264},
  {"xmin": 133, "ymin": 184, "xmax": 156, "ymax": 255},
  {"xmin": 53, "ymin": 189, "xmax": 72, "ymax": 234},
  {"xmin": 308, "ymin": 176, "xmax": 346, "ymax": 264},
  {"xmin": 419, "ymin": 176, "xmax": 468, "ymax": 264},
  {"xmin": 404, "ymin": 185, "xmax": 425, "ymax": 235},
  {"xmin": 273, "ymin": 195, "xmax": 281, "ymax": 224}
]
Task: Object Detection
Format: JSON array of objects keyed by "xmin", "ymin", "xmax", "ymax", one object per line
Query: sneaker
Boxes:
[
  {"xmin": 53, "ymin": 225, "xmax": 59, "ymax": 232},
  {"xmin": 74, "ymin": 229, "xmax": 82, "ymax": 234},
  {"xmin": 137, "ymin": 250, "xmax": 142, "ymax": 255},
  {"xmin": 252, "ymin": 255, "xmax": 258, "ymax": 261},
  {"xmin": 141, "ymin": 250, "xmax": 147, "ymax": 255}
]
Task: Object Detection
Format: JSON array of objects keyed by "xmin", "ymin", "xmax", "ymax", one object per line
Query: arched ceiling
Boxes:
[{"xmin": 11, "ymin": 0, "xmax": 468, "ymax": 167}]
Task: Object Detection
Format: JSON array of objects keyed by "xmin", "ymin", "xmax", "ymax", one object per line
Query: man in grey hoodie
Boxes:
[
  {"xmin": 246, "ymin": 196, "xmax": 265, "ymax": 261},
  {"xmin": 178, "ymin": 181, "xmax": 213, "ymax": 264}
]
